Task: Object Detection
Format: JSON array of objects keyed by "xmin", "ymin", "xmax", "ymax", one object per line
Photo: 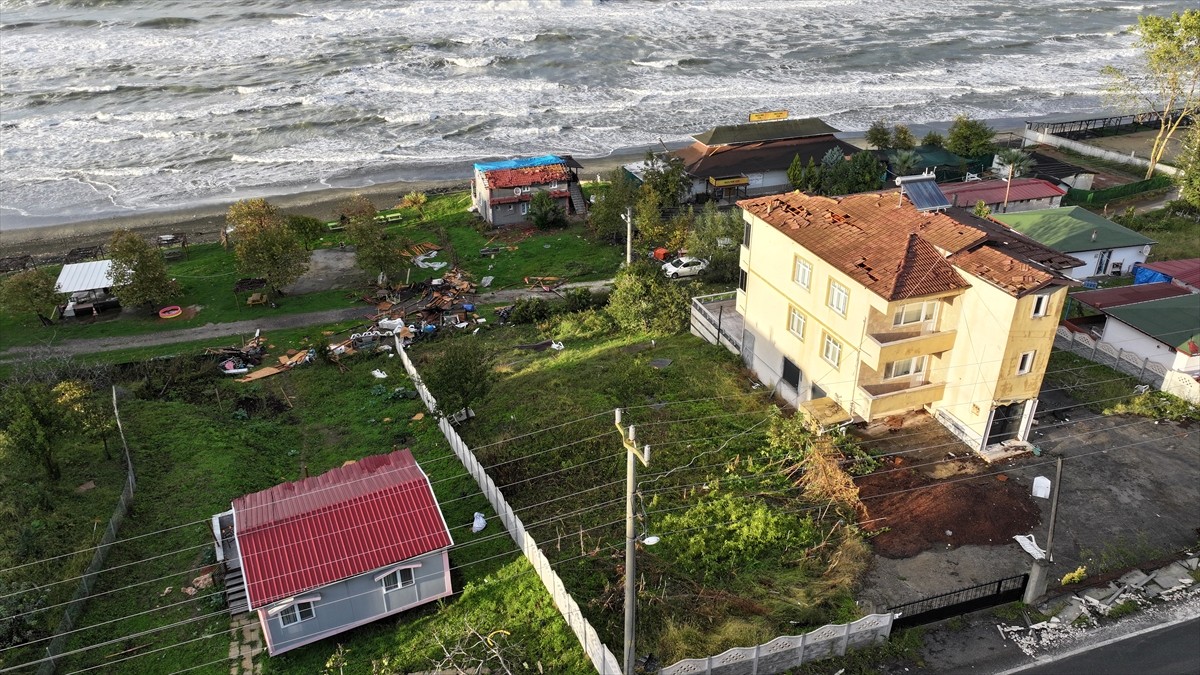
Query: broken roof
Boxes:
[
  {"xmin": 55, "ymin": 260, "xmax": 113, "ymax": 294},
  {"xmin": 994, "ymin": 206, "xmax": 1156, "ymax": 253},
  {"xmin": 938, "ymin": 178, "xmax": 1066, "ymax": 207},
  {"xmin": 483, "ymin": 163, "xmax": 572, "ymax": 189},
  {"xmin": 232, "ymin": 448, "xmax": 452, "ymax": 608},
  {"xmin": 674, "ymin": 136, "xmax": 861, "ymax": 178},
  {"xmin": 737, "ymin": 191, "xmax": 1073, "ymax": 299},
  {"xmin": 1136, "ymin": 258, "xmax": 1200, "ymax": 290},
  {"xmin": 692, "ymin": 117, "xmax": 841, "ymax": 147}
]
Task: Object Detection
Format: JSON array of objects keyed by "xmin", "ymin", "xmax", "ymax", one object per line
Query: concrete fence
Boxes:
[
  {"xmin": 659, "ymin": 614, "xmax": 894, "ymax": 675},
  {"xmin": 1054, "ymin": 327, "xmax": 1199, "ymax": 403},
  {"xmin": 36, "ymin": 387, "xmax": 137, "ymax": 675},
  {"xmin": 1022, "ymin": 127, "xmax": 1179, "ymax": 177},
  {"xmin": 395, "ymin": 339, "xmax": 622, "ymax": 674}
]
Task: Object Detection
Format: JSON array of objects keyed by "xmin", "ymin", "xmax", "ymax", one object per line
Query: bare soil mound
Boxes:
[{"xmin": 858, "ymin": 457, "xmax": 1041, "ymax": 559}]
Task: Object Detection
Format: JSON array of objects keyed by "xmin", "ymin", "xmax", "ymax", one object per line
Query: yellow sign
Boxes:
[
  {"xmin": 709, "ymin": 175, "xmax": 749, "ymax": 187},
  {"xmin": 749, "ymin": 110, "xmax": 788, "ymax": 122}
]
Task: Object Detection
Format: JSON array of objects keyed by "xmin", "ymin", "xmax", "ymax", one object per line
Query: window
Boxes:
[
  {"xmin": 506, "ymin": 204, "xmax": 514, "ymax": 212},
  {"xmin": 827, "ymin": 281, "xmax": 849, "ymax": 316},
  {"xmin": 822, "ymin": 333, "xmax": 842, "ymax": 368},
  {"xmin": 782, "ymin": 357, "xmax": 801, "ymax": 388},
  {"xmin": 884, "ymin": 356, "xmax": 927, "ymax": 379},
  {"xmin": 788, "ymin": 307, "xmax": 806, "ymax": 340},
  {"xmin": 381, "ymin": 568, "xmax": 415, "ymax": 593},
  {"xmin": 520, "ymin": 202, "xmax": 529, "ymax": 215},
  {"xmin": 1017, "ymin": 351, "xmax": 1036, "ymax": 375},
  {"xmin": 278, "ymin": 601, "xmax": 315, "ymax": 627},
  {"xmin": 738, "ymin": 268, "xmax": 747, "ymax": 292},
  {"xmin": 1031, "ymin": 294, "xmax": 1050, "ymax": 318},
  {"xmin": 793, "ymin": 258, "xmax": 812, "ymax": 289},
  {"xmin": 893, "ymin": 301, "xmax": 937, "ymax": 326},
  {"xmin": 742, "ymin": 219, "xmax": 752, "ymax": 247}
]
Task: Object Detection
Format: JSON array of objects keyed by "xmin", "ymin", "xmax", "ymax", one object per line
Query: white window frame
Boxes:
[
  {"xmin": 520, "ymin": 202, "xmax": 529, "ymax": 215},
  {"xmin": 828, "ymin": 280, "xmax": 849, "ymax": 317},
  {"xmin": 1017, "ymin": 350, "xmax": 1036, "ymax": 375},
  {"xmin": 1031, "ymin": 294, "xmax": 1050, "ymax": 318},
  {"xmin": 788, "ymin": 307, "xmax": 806, "ymax": 340},
  {"xmin": 380, "ymin": 567, "xmax": 416, "ymax": 593},
  {"xmin": 884, "ymin": 356, "xmax": 927, "ymax": 379},
  {"xmin": 822, "ymin": 333, "xmax": 842, "ymax": 368},
  {"xmin": 793, "ymin": 257, "xmax": 813, "ymax": 290},
  {"xmin": 893, "ymin": 300, "xmax": 938, "ymax": 327},
  {"xmin": 278, "ymin": 600, "xmax": 316, "ymax": 627}
]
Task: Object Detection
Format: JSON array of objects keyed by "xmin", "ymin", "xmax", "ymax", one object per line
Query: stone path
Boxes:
[{"xmin": 228, "ymin": 615, "xmax": 262, "ymax": 675}]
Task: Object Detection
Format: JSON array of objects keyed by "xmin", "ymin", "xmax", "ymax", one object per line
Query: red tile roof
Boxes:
[
  {"xmin": 1071, "ymin": 282, "xmax": 1194, "ymax": 310},
  {"xmin": 738, "ymin": 191, "xmax": 1067, "ymax": 299},
  {"xmin": 484, "ymin": 164, "xmax": 571, "ymax": 189},
  {"xmin": 233, "ymin": 449, "xmax": 452, "ymax": 609},
  {"xmin": 1139, "ymin": 258, "xmax": 1200, "ymax": 290},
  {"xmin": 938, "ymin": 178, "xmax": 1066, "ymax": 206}
]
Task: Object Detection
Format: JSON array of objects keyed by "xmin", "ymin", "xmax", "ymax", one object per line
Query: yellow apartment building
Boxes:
[{"xmin": 732, "ymin": 190, "xmax": 1080, "ymax": 453}]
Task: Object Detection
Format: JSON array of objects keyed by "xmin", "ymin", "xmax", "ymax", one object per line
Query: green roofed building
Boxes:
[{"xmin": 994, "ymin": 206, "xmax": 1156, "ymax": 281}]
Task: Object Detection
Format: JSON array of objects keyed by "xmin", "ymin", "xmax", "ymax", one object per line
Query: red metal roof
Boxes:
[
  {"xmin": 938, "ymin": 178, "xmax": 1066, "ymax": 206},
  {"xmin": 484, "ymin": 164, "xmax": 571, "ymax": 189},
  {"xmin": 233, "ymin": 449, "xmax": 452, "ymax": 608},
  {"xmin": 1139, "ymin": 258, "xmax": 1200, "ymax": 290},
  {"xmin": 1071, "ymin": 282, "xmax": 1193, "ymax": 310}
]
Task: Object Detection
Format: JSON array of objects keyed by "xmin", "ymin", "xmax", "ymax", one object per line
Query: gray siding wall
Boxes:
[{"xmin": 261, "ymin": 550, "xmax": 450, "ymax": 655}]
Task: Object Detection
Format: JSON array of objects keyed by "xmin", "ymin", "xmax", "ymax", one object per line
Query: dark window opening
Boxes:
[{"xmin": 782, "ymin": 357, "xmax": 801, "ymax": 389}]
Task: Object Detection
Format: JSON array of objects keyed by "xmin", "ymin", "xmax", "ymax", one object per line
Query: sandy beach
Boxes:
[{"xmin": 0, "ymin": 149, "xmax": 658, "ymax": 261}]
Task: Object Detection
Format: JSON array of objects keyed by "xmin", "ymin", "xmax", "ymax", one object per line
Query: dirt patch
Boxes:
[
  {"xmin": 282, "ymin": 247, "xmax": 368, "ymax": 295},
  {"xmin": 859, "ymin": 457, "xmax": 1041, "ymax": 559}
]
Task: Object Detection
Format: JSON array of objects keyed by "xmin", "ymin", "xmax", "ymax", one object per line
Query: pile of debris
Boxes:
[
  {"xmin": 360, "ymin": 267, "xmax": 486, "ymax": 339},
  {"xmin": 998, "ymin": 554, "xmax": 1199, "ymax": 656},
  {"xmin": 206, "ymin": 332, "xmax": 268, "ymax": 374}
]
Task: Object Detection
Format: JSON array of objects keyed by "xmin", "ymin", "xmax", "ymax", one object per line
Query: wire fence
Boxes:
[{"xmin": 36, "ymin": 387, "xmax": 137, "ymax": 675}]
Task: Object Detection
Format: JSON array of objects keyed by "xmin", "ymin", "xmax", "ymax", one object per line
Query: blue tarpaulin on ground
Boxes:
[
  {"xmin": 1133, "ymin": 264, "xmax": 1170, "ymax": 285},
  {"xmin": 473, "ymin": 155, "xmax": 564, "ymax": 173}
]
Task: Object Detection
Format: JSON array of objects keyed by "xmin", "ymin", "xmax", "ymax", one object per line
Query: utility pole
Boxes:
[
  {"xmin": 623, "ymin": 207, "xmax": 633, "ymax": 265},
  {"xmin": 1024, "ymin": 456, "xmax": 1064, "ymax": 604},
  {"xmin": 616, "ymin": 408, "xmax": 649, "ymax": 675}
]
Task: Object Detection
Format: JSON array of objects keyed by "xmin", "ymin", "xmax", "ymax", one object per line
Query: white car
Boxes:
[{"xmin": 662, "ymin": 256, "xmax": 708, "ymax": 279}]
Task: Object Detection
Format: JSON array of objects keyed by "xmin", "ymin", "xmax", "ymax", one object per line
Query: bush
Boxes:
[
  {"xmin": 606, "ymin": 261, "xmax": 690, "ymax": 336},
  {"xmin": 563, "ymin": 287, "xmax": 597, "ymax": 313},
  {"xmin": 549, "ymin": 309, "xmax": 616, "ymax": 340},
  {"xmin": 507, "ymin": 298, "xmax": 553, "ymax": 325},
  {"xmin": 1105, "ymin": 391, "xmax": 1200, "ymax": 423}
]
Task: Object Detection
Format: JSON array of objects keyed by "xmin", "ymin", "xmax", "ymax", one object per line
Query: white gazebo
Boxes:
[{"xmin": 55, "ymin": 260, "xmax": 117, "ymax": 317}]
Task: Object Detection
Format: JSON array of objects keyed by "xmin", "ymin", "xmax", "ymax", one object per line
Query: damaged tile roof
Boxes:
[
  {"xmin": 674, "ymin": 136, "xmax": 861, "ymax": 178},
  {"xmin": 938, "ymin": 178, "xmax": 1066, "ymax": 207},
  {"xmin": 738, "ymin": 191, "xmax": 1073, "ymax": 299},
  {"xmin": 484, "ymin": 163, "xmax": 571, "ymax": 189}
]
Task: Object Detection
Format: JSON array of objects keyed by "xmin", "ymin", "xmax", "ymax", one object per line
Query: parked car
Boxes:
[{"xmin": 662, "ymin": 256, "xmax": 708, "ymax": 278}]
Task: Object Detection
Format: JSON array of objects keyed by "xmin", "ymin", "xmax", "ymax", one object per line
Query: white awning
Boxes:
[{"xmin": 55, "ymin": 260, "xmax": 114, "ymax": 293}]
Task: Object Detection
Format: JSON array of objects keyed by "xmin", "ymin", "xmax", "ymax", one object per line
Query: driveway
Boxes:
[{"xmin": 858, "ymin": 400, "xmax": 1198, "ymax": 612}]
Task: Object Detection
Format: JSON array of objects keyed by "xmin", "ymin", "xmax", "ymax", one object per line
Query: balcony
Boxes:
[
  {"xmin": 860, "ymin": 329, "xmax": 957, "ymax": 372},
  {"xmin": 858, "ymin": 380, "xmax": 946, "ymax": 418},
  {"xmin": 690, "ymin": 292, "xmax": 742, "ymax": 355}
]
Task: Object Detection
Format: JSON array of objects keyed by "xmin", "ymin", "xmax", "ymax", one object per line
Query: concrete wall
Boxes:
[
  {"xmin": 261, "ymin": 550, "xmax": 451, "ymax": 655},
  {"xmin": 1066, "ymin": 245, "xmax": 1149, "ymax": 280},
  {"xmin": 1053, "ymin": 326, "xmax": 1199, "ymax": 403},
  {"xmin": 1101, "ymin": 319, "xmax": 1187, "ymax": 371},
  {"xmin": 992, "ymin": 195, "xmax": 1062, "ymax": 213},
  {"xmin": 1022, "ymin": 128, "xmax": 1179, "ymax": 177}
]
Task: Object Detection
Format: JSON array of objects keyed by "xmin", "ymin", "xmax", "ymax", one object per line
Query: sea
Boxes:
[{"xmin": 0, "ymin": 0, "xmax": 1193, "ymax": 230}]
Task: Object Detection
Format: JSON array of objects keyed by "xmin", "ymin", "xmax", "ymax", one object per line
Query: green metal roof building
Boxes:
[{"xmin": 994, "ymin": 206, "xmax": 1156, "ymax": 280}]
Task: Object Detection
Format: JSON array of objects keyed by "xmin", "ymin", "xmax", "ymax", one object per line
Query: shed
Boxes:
[
  {"xmin": 55, "ymin": 260, "xmax": 113, "ymax": 295},
  {"xmin": 215, "ymin": 449, "xmax": 454, "ymax": 655}
]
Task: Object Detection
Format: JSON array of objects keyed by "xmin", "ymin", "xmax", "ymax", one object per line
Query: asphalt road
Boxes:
[{"xmin": 1011, "ymin": 616, "xmax": 1200, "ymax": 675}]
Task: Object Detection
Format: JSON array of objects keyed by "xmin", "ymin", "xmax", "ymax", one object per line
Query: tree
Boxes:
[
  {"xmin": 640, "ymin": 151, "xmax": 691, "ymax": 208},
  {"xmin": 606, "ymin": 260, "xmax": 689, "ymax": 336},
  {"xmin": 922, "ymin": 131, "xmax": 946, "ymax": 148},
  {"xmin": 108, "ymin": 229, "xmax": 180, "ymax": 308},
  {"xmin": 890, "ymin": 149, "xmax": 921, "ymax": 176},
  {"xmin": 527, "ymin": 190, "xmax": 567, "ymax": 230},
  {"xmin": 589, "ymin": 168, "xmax": 638, "ymax": 243},
  {"xmin": 798, "ymin": 156, "xmax": 823, "ymax": 193},
  {"xmin": 996, "ymin": 149, "xmax": 1037, "ymax": 210},
  {"xmin": 0, "ymin": 383, "xmax": 60, "ymax": 480},
  {"xmin": 226, "ymin": 197, "xmax": 280, "ymax": 231},
  {"xmin": 973, "ymin": 200, "xmax": 993, "ymax": 219},
  {"xmin": 286, "ymin": 214, "xmax": 326, "ymax": 251},
  {"xmin": 0, "ymin": 268, "xmax": 63, "ymax": 326},
  {"xmin": 53, "ymin": 381, "xmax": 115, "ymax": 460},
  {"xmin": 633, "ymin": 184, "xmax": 667, "ymax": 245},
  {"xmin": 890, "ymin": 124, "xmax": 917, "ymax": 151},
  {"xmin": 347, "ymin": 217, "xmax": 404, "ymax": 281},
  {"xmin": 421, "ymin": 338, "xmax": 495, "ymax": 418},
  {"xmin": 339, "ymin": 193, "xmax": 378, "ymax": 227},
  {"xmin": 787, "ymin": 153, "xmax": 806, "ymax": 189},
  {"xmin": 1175, "ymin": 123, "xmax": 1200, "ymax": 207},
  {"xmin": 232, "ymin": 204, "xmax": 310, "ymax": 294},
  {"xmin": 400, "ymin": 191, "xmax": 428, "ymax": 219},
  {"xmin": 946, "ymin": 115, "xmax": 997, "ymax": 157},
  {"xmin": 865, "ymin": 120, "xmax": 892, "ymax": 150},
  {"xmin": 821, "ymin": 147, "xmax": 845, "ymax": 168},
  {"xmin": 685, "ymin": 202, "xmax": 741, "ymax": 282},
  {"xmin": 1103, "ymin": 10, "xmax": 1200, "ymax": 179}
]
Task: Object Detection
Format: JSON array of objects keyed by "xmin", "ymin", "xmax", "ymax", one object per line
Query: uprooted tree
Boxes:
[{"xmin": 1103, "ymin": 10, "xmax": 1200, "ymax": 179}]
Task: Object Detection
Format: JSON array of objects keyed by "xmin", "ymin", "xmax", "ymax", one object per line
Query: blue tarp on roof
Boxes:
[
  {"xmin": 473, "ymin": 155, "xmax": 564, "ymax": 173},
  {"xmin": 1132, "ymin": 264, "xmax": 1171, "ymax": 286}
]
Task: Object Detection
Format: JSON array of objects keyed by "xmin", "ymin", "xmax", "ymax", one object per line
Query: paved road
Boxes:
[
  {"xmin": 0, "ymin": 279, "xmax": 615, "ymax": 359},
  {"xmin": 1008, "ymin": 616, "xmax": 1200, "ymax": 675}
]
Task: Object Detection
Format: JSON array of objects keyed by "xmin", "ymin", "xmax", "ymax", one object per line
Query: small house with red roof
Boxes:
[
  {"xmin": 472, "ymin": 155, "xmax": 587, "ymax": 226},
  {"xmin": 211, "ymin": 449, "xmax": 453, "ymax": 656},
  {"xmin": 938, "ymin": 177, "xmax": 1066, "ymax": 214}
]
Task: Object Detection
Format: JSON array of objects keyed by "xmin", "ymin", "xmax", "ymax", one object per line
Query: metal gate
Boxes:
[{"xmin": 887, "ymin": 574, "xmax": 1028, "ymax": 628}]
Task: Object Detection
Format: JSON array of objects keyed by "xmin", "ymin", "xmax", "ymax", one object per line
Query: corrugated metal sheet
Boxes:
[
  {"xmin": 939, "ymin": 178, "xmax": 1066, "ymax": 206},
  {"xmin": 1072, "ymin": 282, "xmax": 1193, "ymax": 310},
  {"xmin": 1139, "ymin": 258, "xmax": 1200, "ymax": 290},
  {"xmin": 55, "ymin": 260, "xmax": 113, "ymax": 293},
  {"xmin": 232, "ymin": 449, "xmax": 452, "ymax": 609}
]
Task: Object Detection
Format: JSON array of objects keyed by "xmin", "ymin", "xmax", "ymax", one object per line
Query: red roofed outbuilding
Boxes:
[
  {"xmin": 212, "ymin": 449, "xmax": 453, "ymax": 655},
  {"xmin": 938, "ymin": 177, "xmax": 1066, "ymax": 213}
]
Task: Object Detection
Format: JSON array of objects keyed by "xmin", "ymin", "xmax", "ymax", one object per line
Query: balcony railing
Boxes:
[
  {"xmin": 858, "ymin": 380, "xmax": 946, "ymax": 418},
  {"xmin": 690, "ymin": 291, "xmax": 742, "ymax": 354},
  {"xmin": 860, "ymin": 329, "xmax": 957, "ymax": 371}
]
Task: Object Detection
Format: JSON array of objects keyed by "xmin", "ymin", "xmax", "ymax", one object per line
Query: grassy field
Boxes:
[
  {"xmin": 0, "ymin": 351, "xmax": 591, "ymax": 675},
  {"xmin": 411, "ymin": 322, "xmax": 870, "ymax": 664}
]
